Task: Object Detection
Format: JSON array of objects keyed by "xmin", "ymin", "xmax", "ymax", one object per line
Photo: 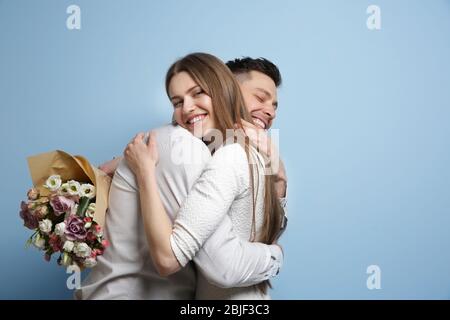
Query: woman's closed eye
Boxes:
[
  {"xmin": 173, "ymin": 100, "xmax": 183, "ymax": 108},
  {"xmin": 193, "ymin": 89, "xmax": 204, "ymax": 97}
]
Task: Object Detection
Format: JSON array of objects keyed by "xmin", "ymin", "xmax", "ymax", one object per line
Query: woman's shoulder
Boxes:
[{"xmin": 210, "ymin": 143, "xmax": 248, "ymax": 167}]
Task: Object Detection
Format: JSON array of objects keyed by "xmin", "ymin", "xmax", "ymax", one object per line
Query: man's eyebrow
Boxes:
[
  {"xmin": 255, "ymin": 87, "xmax": 272, "ymax": 99},
  {"xmin": 170, "ymin": 85, "xmax": 199, "ymax": 101}
]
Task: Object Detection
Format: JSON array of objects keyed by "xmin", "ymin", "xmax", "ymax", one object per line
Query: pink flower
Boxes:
[
  {"xmin": 19, "ymin": 201, "xmax": 38, "ymax": 230},
  {"xmin": 86, "ymin": 232, "xmax": 96, "ymax": 241},
  {"xmin": 34, "ymin": 205, "xmax": 49, "ymax": 219},
  {"xmin": 102, "ymin": 240, "xmax": 110, "ymax": 248},
  {"xmin": 48, "ymin": 233, "xmax": 62, "ymax": 252},
  {"xmin": 64, "ymin": 215, "xmax": 87, "ymax": 241},
  {"xmin": 50, "ymin": 196, "xmax": 75, "ymax": 216},
  {"xmin": 27, "ymin": 188, "xmax": 39, "ymax": 200},
  {"xmin": 91, "ymin": 248, "xmax": 103, "ymax": 258}
]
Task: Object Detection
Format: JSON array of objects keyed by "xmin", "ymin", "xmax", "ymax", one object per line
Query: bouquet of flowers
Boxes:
[{"xmin": 20, "ymin": 150, "xmax": 111, "ymax": 269}]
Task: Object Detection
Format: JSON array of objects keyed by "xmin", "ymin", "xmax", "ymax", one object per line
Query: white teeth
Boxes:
[
  {"xmin": 188, "ymin": 115, "xmax": 206, "ymax": 124},
  {"xmin": 253, "ymin": 118, "xmax": 266, "ymax": 129}
]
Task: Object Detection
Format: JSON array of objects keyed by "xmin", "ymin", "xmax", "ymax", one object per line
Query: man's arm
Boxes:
[
  {"xmin": 98, "ymin": 156, "xmax": 122, "ymax": 177},
  {"xmin": 193, "ymin": 215, "xmax": 283, "ymax": 288}
]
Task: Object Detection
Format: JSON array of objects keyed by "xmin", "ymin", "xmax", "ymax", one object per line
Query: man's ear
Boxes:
[
  {"xmin": 234, "ymin": 72, "xmax": 250, "ymax": 84},
  {"xmin": 171, "ymin": 113, "xmax": 177, "ymax": 125}
]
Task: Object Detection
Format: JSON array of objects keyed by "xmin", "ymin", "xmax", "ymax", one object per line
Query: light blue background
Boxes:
[{"xmin": 1, "ymin": 0, "xmax": 449, "ymax": 299}]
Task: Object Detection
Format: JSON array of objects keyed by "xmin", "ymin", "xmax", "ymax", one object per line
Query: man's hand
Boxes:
[
  {"xmin": 274, "ymin": 159, "xmax": 287, "ymax": 198},
  {"xmin": 98, "ymin": 156, "xmax": 122, "ymax": 177},
  {"xmin": 237, "ymin": 120, "xmax": 276, "ymax": 159}
]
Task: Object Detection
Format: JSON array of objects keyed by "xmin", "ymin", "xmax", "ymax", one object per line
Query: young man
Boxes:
[{"xmin": 75, "ymin": 57, "xmax": 287, "ymax": 299}]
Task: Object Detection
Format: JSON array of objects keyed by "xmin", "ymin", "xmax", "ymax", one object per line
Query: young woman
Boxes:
[{"xmin": 125, "ymin": 53, "xmax": 284, "ymax": 299}]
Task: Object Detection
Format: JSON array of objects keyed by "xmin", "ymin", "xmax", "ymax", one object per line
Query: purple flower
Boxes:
[
  {"xmin": 19, "ymin": 201, "xmax": 39, "ymax": 230},
  {"xmin": 50, "ymin": 196, "xmax": 75, "ymax": 216},
  {"xmin": 64, "ymin": 215, "xmax": 87, "ymax": 241}
]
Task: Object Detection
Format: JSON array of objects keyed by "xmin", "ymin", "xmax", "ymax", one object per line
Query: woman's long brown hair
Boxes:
[{"xmin": 165, "ymin": 53, "xmax": 283, "ymax": 294}]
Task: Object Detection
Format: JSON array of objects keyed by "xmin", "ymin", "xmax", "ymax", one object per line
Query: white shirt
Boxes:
[{"xmin": 75, "ymin": 124, "xmax": 282, "ymax": 300}]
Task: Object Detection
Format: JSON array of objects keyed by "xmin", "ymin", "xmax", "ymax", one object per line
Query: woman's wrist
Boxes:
[{"xmin": 136, "ymin": 166, "xmax": 157, "ymax": 187}]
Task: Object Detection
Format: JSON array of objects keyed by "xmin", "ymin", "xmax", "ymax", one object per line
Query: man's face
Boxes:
[{"xmin": 236, "ymin": 70, "xmax": 278, "ymax": 130}]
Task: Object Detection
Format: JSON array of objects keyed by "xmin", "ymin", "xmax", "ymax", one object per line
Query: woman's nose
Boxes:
[{"xmin": 182, "ymin": 97, "xmax": 195, "ymax": 113}]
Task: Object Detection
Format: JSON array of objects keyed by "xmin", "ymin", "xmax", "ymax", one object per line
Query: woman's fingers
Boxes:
[
  {"xmin": 129, "ymin": 132, "xmax": 145, "ymax": 145},
  {"xmin": 147, "ymin": 131, "xmax": 157, "ymax": 146},
  {"xmin": 147, "ymin": 131, "xmax": 159, "ymax": 164},
  {"xmin": 134, "ymin": 132, "xmax": 145, "ymax": 143}
]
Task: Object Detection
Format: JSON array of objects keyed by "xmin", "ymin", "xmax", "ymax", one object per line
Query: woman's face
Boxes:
[{"xmin": 169, "ymin": 71, "xmax": 216, "ymax": 138}]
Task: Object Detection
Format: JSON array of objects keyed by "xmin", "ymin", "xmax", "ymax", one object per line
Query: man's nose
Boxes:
[{"xmin": 262, "ymin": 104, "xmax": 275, "ymax": 120}]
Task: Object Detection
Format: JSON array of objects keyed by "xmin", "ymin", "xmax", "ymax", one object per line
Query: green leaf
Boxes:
[{"xmin": 77, "ymin": 196, "xmax": 90, "ymax": 217}]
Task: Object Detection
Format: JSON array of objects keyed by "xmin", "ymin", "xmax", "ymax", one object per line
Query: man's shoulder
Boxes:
[
  {"xmin": 152, "ymin": 123, "xmax": 187, "ymax": 136},
  {"xmin": 153, "ymin": 124, "xmax": 204, "ymax": 147},
  {"xmin": 153, "ymin": 124, "xmax": 211, "ymax": 167}
]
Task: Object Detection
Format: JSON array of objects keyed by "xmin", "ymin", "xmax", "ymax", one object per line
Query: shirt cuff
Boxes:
[{"xmin": 264, "ymin": 244, "xmax": 283, "ymax": 278}]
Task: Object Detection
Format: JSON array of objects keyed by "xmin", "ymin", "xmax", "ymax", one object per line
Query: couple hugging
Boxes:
[{"xmin": 75, "ymin": 52, "xmax": 288, "ymax": 300}]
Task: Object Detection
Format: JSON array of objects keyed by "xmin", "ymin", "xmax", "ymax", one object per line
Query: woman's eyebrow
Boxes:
[{"xmin": 170, "ymin": 85, "xmax": 200, "ymax": 101}]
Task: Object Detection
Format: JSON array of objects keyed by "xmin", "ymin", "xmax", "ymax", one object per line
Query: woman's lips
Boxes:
[{"xmin": 186, "ymin": 114, "xmax": 207, "ymax": 125}]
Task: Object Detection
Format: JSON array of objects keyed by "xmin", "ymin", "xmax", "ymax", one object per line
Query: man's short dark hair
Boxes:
[{"xmin": 226, "ymin": 57, "xmax": 282, "ymax": 87}]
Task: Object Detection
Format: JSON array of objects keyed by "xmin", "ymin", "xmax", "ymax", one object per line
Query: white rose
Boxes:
[
  {"xmin": 67, "ymin": 180, "xmax": 81, "ymax": 196},
  {"xmin": 80, "ymin": 184, "xmax": 96, "ymax": 199},
  {"xmin": 83, "ymin": 257, "xmax": 97, "ymax": 268},
  {"xmin": 85, "ymin": 203, "xmax": 95, "ymax": 218},
  {"xmin": 61, "ymin": 252, "xmax": 72, "ymax": 266},
  {"xmin": 39, "ymin": 219, "xmax": 52, "ymax": 234},
  {"xmin": 45, "ymin": 175, "xmax": 62, "ymax": 192},
  {"xmin": 59, "ymin": 183, "xmax": 70, "ymax": 195},
  {"xmin": 33, "ymin": 236, "xmax": 46, "ymax": 249},
  {"xmin": 63, "ymin": 240, "xmax": 75, "ymax": 252},
  {"xmin": 74, "ymin": 242, "xmax": 92, "ymax": 258},
  {"xmin": 54, "ymin": 222, "xmax": 66, "ymax": 236},
  {"xmin": 70, "ymin": 204, "xmax": 79, "ymax": 216}
]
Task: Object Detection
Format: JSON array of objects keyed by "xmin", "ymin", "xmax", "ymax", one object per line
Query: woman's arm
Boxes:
[
  {"xmin": 136, "ymin": 169, "xmax": 181, "ymax": 276},
  {"xmin": 125, "ymin": 132, "xmax": 247, "ymax": 277},
  {"xmin": 124, "ymin": 132, "xmax": 181, "ymax": 276},
  {"xmin": 193, "ymin": 215, "xmax": 283, "ymax": 288}
]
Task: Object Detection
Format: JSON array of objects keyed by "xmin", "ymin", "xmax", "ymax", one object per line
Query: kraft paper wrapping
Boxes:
[{"xmin": 27, "ymin": 150, "xmax": 111, "ymax": 228}]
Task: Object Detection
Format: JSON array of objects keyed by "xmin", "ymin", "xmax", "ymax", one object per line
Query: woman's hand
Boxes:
[{"xmin": 124, "ymin": 131, "xmax": 159, "ymax": 179}]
